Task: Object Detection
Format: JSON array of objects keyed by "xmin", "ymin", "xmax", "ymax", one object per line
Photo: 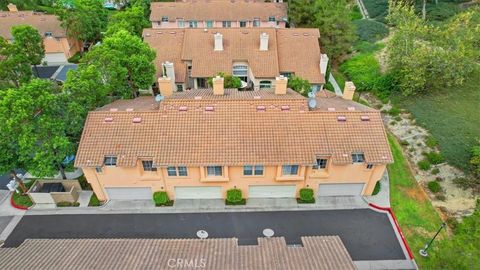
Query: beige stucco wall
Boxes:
[
  {"xmin": 152, "ymin": 20, "xmax": 286, "ymax": 29},
  {"xmin": 82, "ymin": 160, "xmax": 386, "ymax": 201}
]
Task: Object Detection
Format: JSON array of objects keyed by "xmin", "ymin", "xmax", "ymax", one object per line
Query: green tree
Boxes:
[
  {"xmin": 207, "ymin": 72, "xmax": 242, "ymax": 89},
  {"xmin": 288, "ymin": 0, "xmax": 316, "ymax": 27},
  {"xmin": 55, "ymin": 0, "xmax": 108, "ymax": 50},
  {"xmin": 82, "ymin": 30, "xmax": 156, "ymax": 98},
  {"xmin": 11, "ymin": 25, "xmax": 45, "ymax": 76},
  {"xmin": 287, "ymin": 76, "xmax": 311, "ymax": 97},
  {"xmin": 0, "ymin": 79, "xmax": 72, "ymax": 179},
  {"xmin": 106, "ymin": 3, "xmax": 150, "ymax": 36},
  {"xmin": 0, "ymin": 37, "xmax": 32, "ymax": 89}
]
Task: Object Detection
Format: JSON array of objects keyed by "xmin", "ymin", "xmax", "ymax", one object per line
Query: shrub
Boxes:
[
  {"xmin": 418, "ymin": 159, "xmax": 431, "ymax": 171},
  {"xmin": 435, "ymin": 194, "xmax": 447, "ymax": 201},
  {"xmin": 374, "ymin": 72, "xmax": 399, "ymax": 98},
  {"xmin": 423, "ymin": 151, "xmax": 445, "ymax": 165},
  {"xmin": 57, "ymin": 201, "xmax": 80, "ymax": 207},
  {"xmin": 400, "ymin": 140, "xmax": 409, "ymax": 146},
  {"xmin": 350, "ymin": 5, "xmax": 363, "ymax": 21},
  {"xmin": 427, "ymin": 181, "xmax": 442, "ymax": 193},
  {"xmin": 207, "ymin": 72, "xmax": 242, "ymax": 88},
  {"xmin": 425, "ymin": 136, "xmax": 438, "ymax": 148},
  {"xmin": 287, "ymin": 76, "xmax": 311, "ymax": 97},
  {"xmin": 68, "ymin": 52, "xmax": 82, "ymax": 63},
  {"xmin": 445, "ymin": 216, "xmax": 459, "ymax": 230},
  {"xmin": 340, "ymin": 53, "xmax": 381, "ymax": 93},
  {"xmin": 388, "ymin": 106, "xmax": 401, "ymax": 116},
  {"xmin": 453, "ymin": 177, "xmax": 480, "ymax": 192},
  {"xmin": 297, "ymin": 188, "xmax": 315, "ymax": 203},
  {"xmin": 88, "ymin": 192, "xmax": 101, "ymax": 207},
  {"xmin": 394, "ymin": 116, "xmax": 402, "ymax": 122},
  {"xmin": 435, "ymin": 176, "xmax": 444, "ymax": 182},
  {"xmin": 372, "ymin": 181, "xmax": 381, "ymax": 195},
  {"xmin": 226, "ymin": 188, "xmax": 246, "ymax": 205},
  {"xmin": 153, "ymin": 191, "xmax": 172, "ymax": 206},
  {"xmin": 353, "ymin": 19, "xmax": 389, "ymax": 42},
  {"xmin": 431, "ymin": 168, "xmax": 440, "ymax": 175}
]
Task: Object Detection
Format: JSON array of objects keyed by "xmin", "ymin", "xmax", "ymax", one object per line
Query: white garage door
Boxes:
[
  {"xmin": 318, "ymin": 183, "xmax": 365, "ymax": 197},
  {"xmin": 43, "ymin": 53, "xmax": 68, "ymax": 65},
  {"xmin": 174, "ymin": 186, "xmax": 222, "ymax": 199},
  {"xmin": 105, "ymin": 187, "xmax": 152, "ymax": 200},
  {"xmin": 248, "ymin": 185, "xmax": 296, "ymax": 198}
]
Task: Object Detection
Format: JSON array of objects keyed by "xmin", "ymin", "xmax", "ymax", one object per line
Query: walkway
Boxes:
[
  {"xmin": 364, "ymin": 171, "xmax": 391, "ymax": 208},
  {"xmin": 328, "ymin": 73, "xmax": 343, "ymax": 96}
]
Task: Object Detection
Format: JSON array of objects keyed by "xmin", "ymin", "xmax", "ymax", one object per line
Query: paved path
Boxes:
[
  {"xmin": 4, "ymin": 209, "xmax": 405, "ymax": 261},
  {"xmin": 356, "ymin": 0, "xmax": 370, "ymax": 19},
  {"xmin": 364, "ymin": 171, "xmax": 391, "ymax": 207},
  {"xmin": 329, "ymin": 73, "xmax": 343, "ymax": 96}
]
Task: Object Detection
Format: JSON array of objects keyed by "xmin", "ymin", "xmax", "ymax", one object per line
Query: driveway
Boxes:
[{"xmin": 3, "ymin": 209, "xmax": 405, "ymax": 261}]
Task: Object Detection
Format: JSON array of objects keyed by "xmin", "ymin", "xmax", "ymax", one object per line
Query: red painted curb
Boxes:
[
  {"xmin": 10, "ymin": 193, "xmax": 29, "ymax": 210},
  {"xmin": 369, "ymin": 203, "xmax": 415, "ymax": 260}
]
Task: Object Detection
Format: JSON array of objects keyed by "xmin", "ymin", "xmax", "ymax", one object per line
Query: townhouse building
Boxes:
[
  {"xmin": 150, "ymin": 0, "xmax": 287, "ymax": 29},
  {"xmin": 75, "ymin": 77, "xmax": 392, "ymax": 201}
]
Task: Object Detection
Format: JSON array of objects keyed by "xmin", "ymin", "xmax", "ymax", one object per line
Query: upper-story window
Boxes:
[
  {"xmin": 222, "ymin": 21, "xmax": 231, "ymax": 28},
  {"xmin": 206, "ymin": 166, "xmax": 222, "ymax": 177},
  {"xmin": 366, "ymin": 164, "xmax": 374, "ymax": 169},
  {"xmin": 44, "ymin": 31, "xmax": 53, "ymax": 37},
  {"xmin": 313, "ymin": 159, "xmax": 328, "ymax": 169},
  {"xmin": 95, "ymin": 167, "xmax": 102, "ymax": 173},
  {"xmin": 259, "ymin": 80, "xmax": 271, "ymax": 89},
  {"xmin": 268, "ymin": 16, "xmax": 276, "ymax": 22},
  {"xmin": 104, "ymin": 156, "xmax": 117, "ymax": 166},
  {"xmin": 161, "ymin": 16, "xmax": 169, "ymax": 22},
  {"xmin": 240, "ymin": 21, "xmax": 247, "ymax": 27},
  {"xmin": 206, "ymin": 20, "xmax": 213, "ymax": 28},
  {"xmin": 244, "ymin": 165, "xmax": 263, "ymax": 176},
  {"xmin": 142, "ymin": 160, "xmax": 157, "ymax": 171},
  {"xmin": 352, "ymin": 153, "xmax": 365, "ymax": 163},
  {"xmin": 280, "ymin": 72, "xmax": 292, "ymax": 78},
  {"xmin": 232, "ymin": 65, "xmax": 248, "ymax": 82},
  {"xmin": 167, "ymin": 166, "xmax": 188, "ymax": 177},
  {"xmin": 253, "ymin": 18, "xmax": 260, "ymax": 27},
  {"xmin": 282, "ymin": 165, "xmax": 299, "ymax": 176},
  {"xmin": 188, "ymin": 20, "xmax": 198, "ymax": 28},
  {"xmin": 177, "ymin": 19, "xmax": 185, "ymax": 28}
]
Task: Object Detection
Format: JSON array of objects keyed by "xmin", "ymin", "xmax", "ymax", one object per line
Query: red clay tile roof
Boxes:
[
  {"xmin": 142, "ymin": 28, "xmax": 325, "ymax": 84},
  {"xmin": 75, "ymin": 89, "xmax": 392, "ymax": 167},
  {"xmin": 0, "ymin": 237, "xmax": 355, "ymax": 270},
  {"xmin": 150, "ymin": 1, "xmax": 287, "ymax": 22},
  {"xmin": 0, "ymin": 11, "xmax": 65, "ymax": 40}
]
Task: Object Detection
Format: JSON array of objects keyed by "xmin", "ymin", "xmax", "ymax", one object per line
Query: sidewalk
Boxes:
[
  {"xmin": 364, "ymin": 171, "xmax": 391, "ymax": 208},
  {"xmin": 0, "ymin": 191, "xmax": 26, "ymax": 245}
]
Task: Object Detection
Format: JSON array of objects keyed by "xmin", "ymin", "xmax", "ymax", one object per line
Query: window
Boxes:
[
  {"xmin": 240, "ymin": 21, "xmax": 247, "ymax": 27},
  {"xmin": 313, "ymin": 159, "xmax": 328, "ymax": 169},
  {"xmin": 206, "ymin": 20, "xmax": 213, "ymax": 28},
  {"xmin": 253, "ymin": 18, "xmax": 260, "ymax": 27},
  {"xmin": 44, "ymin": 31, "xmax": 52, "ymax": 37},
  {"xmin": 222, "ymin": 21, "xmax": 231, "ymax": 28},
  {"xmin": 104, "ymin": 156, "xmax": 117, "ymax": 166},
  {"xmin": 268, "ymin": 16, "xmax": 276, "ymax": 22},
  {"xmin": 232, "ymin": 65, "xmax": 248, "ymax": 82},
  {"xmin": 167, "ymin": 166, "xmax": 188, "ymax": 177},
  {"xmin": 95, "ymin": 167, "xmax": 102, "ymax": 173},
  {"xmin": 176, "ymin": 84, "xmax": 183, "ymax": 92},
  {"xmin": 244, "ymin": 165, "xmax": 263, "ymax": 176},
  {"xmin": 280, "ymin": 72, "xmax": 292, "ymax": 78},
  {"xmin": 188, "ymin": 20, "xmax": 198, "ymax": 28},
  {"xmin": 352, "ymin": 153, "xmax": 365, "ymax": 163},
  {"xmin": 177, "ymin": 19, "xmax": 185, "ymax": 28},
  {"xmin": 282, "ymin": 165, "xmax": 299, "ymax": 175},
  {"xmin": 206, "ymin": 166, "xmax": 222, "ymax": 176},
  {"xmin": 367, "ymin": 164, "xmax": 374, "ymax": 169},
  {"xmin": 259, "ymin": 80, "xmax": 271, "ymax": 89},
  {"xmin": 161, "ymin": 16, "xmax": 168, "ymax": 22},
  {"xmin": 142, "ymin": 160, "xmax": 157, "ymax": 171}
]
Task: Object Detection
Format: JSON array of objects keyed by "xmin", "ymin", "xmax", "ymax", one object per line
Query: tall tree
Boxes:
[
  {"xmin": 11, "ymin": 25, "xmax": 45, "ymax": 76},
  {"xmin": 0, "ymin": 37, "xmax": 32, "ymax": 89},
  {"xmin": 0, "ymin": 79, "xmax": 72, "ymax": 179},
  {"xmin": 106, "ymin": 3, "xmax": 150, "ymax": 37},
  {"xmin": 288, "ymin": 0, "xmax": 316, "ymax": 27},
  {"xmin": 55, "ymin": 0, "xmax": 108, "ymax": 50},
  {"xmin": 82, "ymin": 30, "xmax": 156, "ymax": 98}
]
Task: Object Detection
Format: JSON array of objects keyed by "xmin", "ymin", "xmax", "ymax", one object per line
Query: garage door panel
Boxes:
[
  {"xmin": 318, "ymin": 183, "xmax": 364, "ymax": 197},
  {"xmin": 106, "ymin": 187, "xmax": 152, "ymax": 200},
  {"xmin": 175, "ymin": 187, "xmax": 222, "ymax": 199},
  {"xmin": 249, "ymin": 185, "xmax": 296, "ymax": 198}
]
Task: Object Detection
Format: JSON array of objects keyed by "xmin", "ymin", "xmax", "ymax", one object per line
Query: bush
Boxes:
[
  {"xmin": 226, "ymin": 188, "xmax": 245, "ymax": 205},
  {"xmin": 350, "ymin": 5, "xmax": 363, "ymax": 20},
  {"xmin": 418, "ymin": 159, "xmax": 431, "ymax": 171},
  {"xmin": 207, "ymin": 72, "xmax": 242, "ymax": 89},
  {"xmin": 372, "ymin": 181, "xmax": 381, "ymax": 195},
  {"xmin": 453, "ymin": 177, "xmax": 480, "ymax": 192},
  {"xmin": 68, "ymin": 52, "xmax": 82, "ymax": 63},
  {"xmin": 153, "ymin": 191, "xmax": 172, "ymax": 206},
  {"xmin": 287, "ymin": 76, "xmax": 311, "ymax": 97},
  {"xmin": 340, "ymin": 53, "xmax": 381, "ymax": 93},
  {"xmin": 431, "ymin": 168, "xmax": 440, "ymax": 175},
  {"xmin": 57, "ymin": 201, "xmax": 80, "ymax": 207},
  {"xmin": 425, "ymin": 136, "xmax": 438, "ymax": 148},
  {"xmin": 353, "ymin": 19, "xmax": 389, "ymax": 42},
  {"xmin": 77, "ymin": 175, "xmax": 92, "ymax": 190},
  {"xmin": 435, "ymin": 194, "xmax": 447, "ymax": 201},
  {"xmin": 400, "ymin": 140, "xmax": 409, "ymax": 146},
  {"xmin": 423, "ymin": 151, "xmax": 445, "ymax": 165},
  {"xmin": 427, "ymin": 181, "xmax": 442, "ymax": 193},
  {"xmin": 88, "ymin": 192, "xmax": 101, "ymax": 206},
  {"xmin": 297, "ymin": 188, "xmax": 315, "ymax": 203},
  {"xmin": 388, "ymin": 106, "xmax": 401, "ymax": 116}
]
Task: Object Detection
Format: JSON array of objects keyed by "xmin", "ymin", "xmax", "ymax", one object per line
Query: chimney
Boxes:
[
  {"xmin": 274, "ymin": 76, "xmax": 288, "ymax": 95},
  {"xmin": 7, "ymin": 3, "xmax": 18, "ymax": 12},
  {"xmin": 343, "ymin": 81, "xmax": 356, "ymax": 100},
  {"xmin": 260, "ymin": 33, "xmax": 269, "ymax": 51},
  {"xmin": 158, "ymin": 76, "xmax": 173, "ymax": 97},
  {"xmin": 212, "ymin": 76, "xmax": 224, "ymax": 95},
  {"xmin": 214, "ymin": 33, "xmax": 223, "ymax": 51},
  {"xmin": 162, "ymin": 61, "xmax": 176, "ymax": 91},
  {"xmin": 320, "ymin": 54, "xmax": 329, "ymax": 76}
]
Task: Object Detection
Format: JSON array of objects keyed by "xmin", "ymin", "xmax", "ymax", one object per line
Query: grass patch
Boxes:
[
  {"xmin": 388, "ymin": 134, "xmax": 445, "ymax": 269},
  {"xmin": 418, "ymin": 159, "xmax": 432, "ymax": 171},
  {"xmin": 428, "ymin": 181, "xmax": 442, "ymax": 193},
  {"xmin": 372, "ymin": 181, "xmax": 381, "ymax": 195},
  {"xmin": 12, "ymin": 180, "xmax": 34, "ymax": 208},
  {"xmin": 57, "ymin": 201, "xmax": 80, "ymax": 207},
  {"xmin": 88, "ymin": 192, "xmax": 101, "ymax": 206},
  {"xmin": 397, "ymin": 69, "xmax": 480, "ymax": 171},
  {"xmin": 353, "ymin": 19, "xmax": 389, "ymax": 42}
]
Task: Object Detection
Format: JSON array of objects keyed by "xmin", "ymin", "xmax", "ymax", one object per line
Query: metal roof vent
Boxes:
[
  {"xmin": 179, "ymin": 106, "xmax": 188, "ymax": 112},
  {"xmin": 327, "ymin": 107, "xmax": 336, "ymax": 111},
  {"xmin": 126, "ymin": 108, "xmax": 134, "ymax": 112},
  {"xmin": 104, "ymin": 117, "xmax": 113, "ymax": 123},
  {"xmin": 337, "ymin": 116, "xmax": 347, "ymax": 122},
  {"xmin": 281, "ymin": 105, "xmax": 290, "ymax": 111},
  {"xmin": 256, "ymin": 105, "xmax": 266, "ymax": 112},
  {"xmin": 253, "ymin": 95, "xmax": 261, "ymax": 99},
  {"xmin": 109, "ymin": 108, "xmax": 118, "ymax": 112},
  {"xmin": 205, "ymin": 106, "xmax": 215, "ymax": 112},
  {"xmin": 132, "ymin": 117, "xmax": 142, "ymax": 123},
  {"xmin": 145, "ymin": 33, "xmax": 151, "ymax": 37},
  {"xmin": 347, "ymin": 106, "xmax": 356, "ymax": 111},
  {"xmin": 361, "ymin": 115, "xmax": 370, "ymax": 121},
  {"xmin": 194, "ymin": 96, "xmax": 202, "ymax": 100}
]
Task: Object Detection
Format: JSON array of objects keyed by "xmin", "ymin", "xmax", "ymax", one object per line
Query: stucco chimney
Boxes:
[
  {"xmin": 7, "ymin": 3, "xmax": 18, "ymax": 12},
  {"xmin": 158, "ymin": 76, "xmax": 173, "ymax": 97},
  {"xmin": 260, "ymin": 33, "xmax": 269, "ymax": 51},
  {"xmin": 343, "ymin": 81, "xmax": 356, "ymax": 100},
  {"xmin": 320, "ymin": 54, "xmax": 329, "ymax": 76},
  {"xmin": 214, "ymin": 33, "xmax": 223, "ymax": 51},
  {"xmin": 162, "ymin": 61, "xmax": 176, "ymax": 90},
  {"xmin": 274, "ymin": 76, "xmax": 288, "ymax": 95},
  {"xmin": 212, "ymin": 76, "xmax": 224, "ymax": 95}
]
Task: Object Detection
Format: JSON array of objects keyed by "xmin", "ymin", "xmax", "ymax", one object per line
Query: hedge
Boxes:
[
  {"xmin": 340, "ymin": 53, "xmax": 381, "ymax": 92},
  {"xmin": 153, "ymin": 191, "xmax": 173, "ymax": 206},
  {"xmin": 57, "ymin": 201, "xmax": 80, "ymax": 207},
  {"xmin": 226, "ymin": 188, "xmax": 246, "ymax": 205},
  {"xmin": 297, "ymin": 188, "xmax": 315, "ymax": 204}
]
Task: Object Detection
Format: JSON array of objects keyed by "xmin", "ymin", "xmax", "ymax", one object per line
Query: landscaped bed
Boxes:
[{"xmin": 11, "ymin": 180, "xmax": 34, "ymax": 209}]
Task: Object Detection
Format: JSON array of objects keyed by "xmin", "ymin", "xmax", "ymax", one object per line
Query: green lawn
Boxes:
[
  {"xmin": 12, "ymin": 180, "xmax": 34, "ymax": 208},
  {"xmin": 396, "ymin": 69, "xmax": 480, "ymax": 171},
  {"xmin": 388, "ymin": 134, "xmax": 445, "ymax": 269}
]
